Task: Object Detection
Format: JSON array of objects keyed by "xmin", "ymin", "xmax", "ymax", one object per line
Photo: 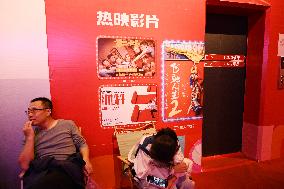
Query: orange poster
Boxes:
[{"xmin": 162, "ymin": 41, "xmax": 204, "ymax": 122}]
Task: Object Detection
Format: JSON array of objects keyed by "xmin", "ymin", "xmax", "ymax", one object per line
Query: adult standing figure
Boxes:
[{"xmin": 18, "ymin": 97, "xmax": 93, "ymax": 189}]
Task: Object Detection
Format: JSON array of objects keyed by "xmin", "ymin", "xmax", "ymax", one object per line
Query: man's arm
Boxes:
[
  {"xmin": 70, "ymin": 121, "xmax": 93, "ymax": 174},
  {"xmin": 80, "ymin": 145, "xmax": 93, "ymax": 174},
  {"xmin": 18, "ymin": 121, "xmax": 35, "ymax": 171}
]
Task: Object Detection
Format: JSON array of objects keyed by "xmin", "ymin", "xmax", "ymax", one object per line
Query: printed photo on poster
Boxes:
[
  {"xmin": 164, "ymin": 40, "xmax": 204, "ymax": 62},
  {"xmin": 162, "ymin": 41, "xmax": 205, "ymax": 122},
  {"xmin": 97, "ymin": 37, "xmax": 156, "ymax": 78},
  {"xmin": 100, "ymin": 85, "xmax": 157, "ymax": 127}
]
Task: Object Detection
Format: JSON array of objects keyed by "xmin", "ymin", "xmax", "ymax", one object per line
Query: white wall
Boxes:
[
  {"xmin": 0, "ymin": 0, "xmax": 49, "ymax": 79},
  {"xmin": 0, "ymin": 1, "xmax": 50, "ymax": 188}
]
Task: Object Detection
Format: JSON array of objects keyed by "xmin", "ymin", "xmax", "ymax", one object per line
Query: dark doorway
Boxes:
[
  {"xmin": 202, "ymin": 14, "xmax": 247, "ymax": 156},
  {"xmin": 205, "ymin": 14, "xmax": 248, "ymax": 55}
]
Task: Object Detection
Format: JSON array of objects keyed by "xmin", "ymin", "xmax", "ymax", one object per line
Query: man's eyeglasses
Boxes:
[{"xmin": 25, "ymin": 108, "xmax": 48, "ymax": 115}]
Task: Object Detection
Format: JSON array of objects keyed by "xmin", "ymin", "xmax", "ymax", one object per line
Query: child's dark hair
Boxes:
[{"xmin": 150, "ymin": 127, "xmax": 178, "ymax": 164}]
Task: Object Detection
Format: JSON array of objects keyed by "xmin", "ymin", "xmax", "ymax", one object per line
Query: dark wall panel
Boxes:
[
  {"xmin": 202, "ymin": 68, "xmax": 245, "ymax": 156},
  {"xmin": 203, "ymin": 13, "xmax": 247, "ymax": 156}
]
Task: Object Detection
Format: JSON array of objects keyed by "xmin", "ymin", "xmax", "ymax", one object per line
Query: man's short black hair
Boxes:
[
  {"xmin": 150, "ymin": 127, "xmax": 178, "ymax": 164},
  {"xmin": 31, "ymin": 97, "xmax": 53, "ymax": 110}
]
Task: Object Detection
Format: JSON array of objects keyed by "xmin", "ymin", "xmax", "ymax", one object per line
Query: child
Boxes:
[{"xmin": 128, "ymin": 128, "xmax": 194, "ymax": 189}]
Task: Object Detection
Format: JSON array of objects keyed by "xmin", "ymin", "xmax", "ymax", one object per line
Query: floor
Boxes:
[
  {"xmin": 90, "ymin": 153, "xmax": 284, "ymax": 189},
  {"xmin": 193, "ymin": 152, "xmax": 284, "ymax": 189}
]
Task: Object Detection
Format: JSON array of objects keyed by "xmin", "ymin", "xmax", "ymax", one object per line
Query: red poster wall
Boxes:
[{"xmin": 45, "ymin": 0, "xmax": 206, "ymax": 168}]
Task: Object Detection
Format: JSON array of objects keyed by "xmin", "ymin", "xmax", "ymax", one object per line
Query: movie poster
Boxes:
[
  {"xmin": 100, "ymin": 85, "xmax": 157, "ymax": 127},
  {"xmin": 162, "ymin": 41, "xmax": 205, "ymax": 122},
  {"xmin": 97, "ymin": 37, "xmax": 156, "ymax": 78}
]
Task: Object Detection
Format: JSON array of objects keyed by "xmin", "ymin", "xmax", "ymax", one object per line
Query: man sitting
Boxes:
[{"xmin": 18, "ymin": 97, "xmax": 93, "ymax": 189}]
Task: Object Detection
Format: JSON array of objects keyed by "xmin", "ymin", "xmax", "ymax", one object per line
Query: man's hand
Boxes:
[
  {"xmin": 84, "ymin": 160, "xmax": 93, "ymax": 175},
  {"xmin": 23, "ymin": 121, "xmax": 35, "ymax": 139},
  {"xmin": 173, "ymin": 162, "xmax": 188, "ymax": 173},
  {"xmin": 18, "ymin": 121, "xmax": 35, "ymax": 170},
  {"xmin": 80, "ymin": 145, "xmax": 93, "ymax": 175}
]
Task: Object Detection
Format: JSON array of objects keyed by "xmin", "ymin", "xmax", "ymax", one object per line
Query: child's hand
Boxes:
[
  {"xmin": 173, "ymin": 162, "xmax": 188, "ymax": 173},
  {"xmin": 167, "ymin": 175, "xmax": 177, "ymax": 189}
]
